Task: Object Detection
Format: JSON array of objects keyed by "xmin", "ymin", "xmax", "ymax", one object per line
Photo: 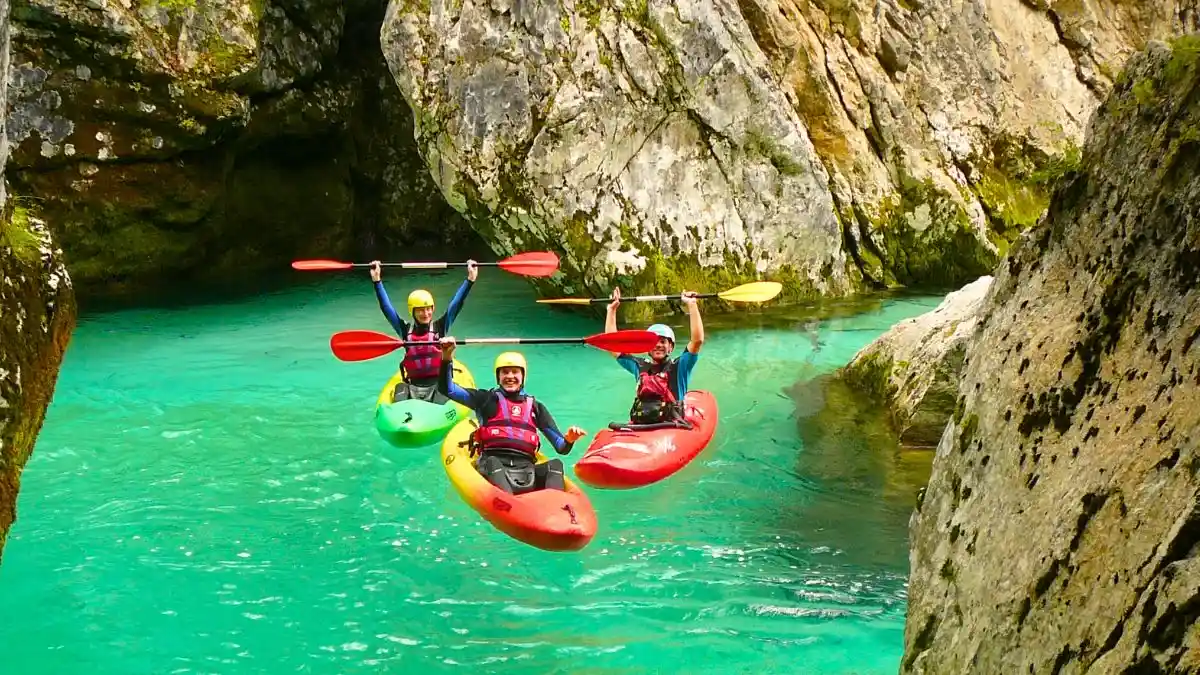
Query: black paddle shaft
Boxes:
[
  {"xmin": 407, "ymin": 337, "xmax": 588, "ymax": 347},
  {"xmin": 587, "ymin": 292, "xmax": 715, "ymax": 304}
]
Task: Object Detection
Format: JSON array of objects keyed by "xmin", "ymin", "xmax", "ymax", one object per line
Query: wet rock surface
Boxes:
[
  {"xmin": 0, "ymin": 0, "xmax": 76, "ymax": 563},
  {"xmin": 840, "ymin": 275, "xmax": 993, "ymax": 448}
]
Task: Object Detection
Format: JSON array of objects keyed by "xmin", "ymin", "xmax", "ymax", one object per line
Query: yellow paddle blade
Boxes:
[
  {"xmin": 716, "ymin": 281, "xmax": 783, "ymax": 303},
  {"xmin": 535, "ymin": 297, "xmax": 595, "ymax": 305}
]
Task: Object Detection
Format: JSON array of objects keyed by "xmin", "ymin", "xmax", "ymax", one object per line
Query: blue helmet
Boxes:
[{"xmin": 648, "ymin": 323, "xmax": 675, "ymax": 344}]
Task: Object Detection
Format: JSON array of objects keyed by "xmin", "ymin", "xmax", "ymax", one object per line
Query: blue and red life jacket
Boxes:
[
  {"xmin": 473, "ymin": 391, "xmax": 541, "ymax": 456},
  {"xmin": 402, "ymin": 329, "xmax": 441, "ymax": 381}
]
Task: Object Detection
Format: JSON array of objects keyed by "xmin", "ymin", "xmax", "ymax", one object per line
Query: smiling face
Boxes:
[
  {"xmin": 413, "ymin": 305, "xmax": 435, "ymax": 324},
  {"xmin": 496, "ymin": 366, "xmax": 524, "ymax": 393},
  {"xmin": 649, "ymin": 336, "xmax": 674, "ymax": 362}
]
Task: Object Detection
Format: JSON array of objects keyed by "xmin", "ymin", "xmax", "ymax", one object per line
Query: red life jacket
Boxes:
[
  {"xmin": 636, "ymin": 363, "xmax": 677, "ymax": 403},
  {"xmin": 473, "ymin": 391, "xmax": 541, "ymax": 456},
  {"xmin": 402, "ymin": 329, "xmax": 441, "ymax": 381}
]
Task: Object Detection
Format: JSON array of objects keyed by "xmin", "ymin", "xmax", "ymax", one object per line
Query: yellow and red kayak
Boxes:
[{"xmin": 440, "ymin": 418, "xmax": 597, "ymax": 552}]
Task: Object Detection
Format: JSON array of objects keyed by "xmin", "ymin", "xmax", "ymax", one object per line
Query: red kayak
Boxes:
[{"xmin": 574, "ymin": 390, "xmax": 718, "ymax": 489}]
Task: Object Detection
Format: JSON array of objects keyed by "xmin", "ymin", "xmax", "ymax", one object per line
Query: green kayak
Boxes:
[{"xmin": 373, "ymin": 361, "xmax": 476, "ymax": 448}]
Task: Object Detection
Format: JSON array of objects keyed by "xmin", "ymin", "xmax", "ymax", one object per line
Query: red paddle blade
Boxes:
[
  {"xmin": 497, "ymin": 251, "xmax": 560, "ymax": 277},
  {"xmin": 583, "ymin": 329, "xmax": 662, "ymax": 354},
  {"xmin": 330, "ymin": 330, "xmax": 402, "ymax": 362},
  {"xmin": 293, "ymin": 259, "xmax": 354, "ymax": 271}
]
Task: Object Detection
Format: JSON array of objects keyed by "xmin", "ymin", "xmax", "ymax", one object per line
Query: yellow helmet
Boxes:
[
  {"xmin": 407, "ymin": 289, "xmax": 435, "ymax": 316},
  {"xmin": 494, "ymin": 352, "xmax": 527, "ymax": 376}
]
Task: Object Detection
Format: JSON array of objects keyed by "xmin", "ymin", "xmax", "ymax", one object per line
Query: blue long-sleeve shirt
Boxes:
[
  {"xmin": 374, "ymin": 279, "xmax": 473, "ymax": 339},
  {"xmin": 436, "ymin": 359, "xmax": 574, "ymax": 454}
]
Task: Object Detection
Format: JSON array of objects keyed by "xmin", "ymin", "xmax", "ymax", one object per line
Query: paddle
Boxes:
[
  {"xmin": 291, "ymin": 251, "xmax": 560, "ymax": 278},
  {"xmin": 330, "ymin": 329, "xmax": 662, "ymax": 362},
  {"xmin": 536, "ymin": 281, "xmax": 783, "ymax": 305}
]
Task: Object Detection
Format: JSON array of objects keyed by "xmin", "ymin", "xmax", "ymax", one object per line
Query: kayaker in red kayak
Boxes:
[
  {"xmin": 435, "ymin": 337, "xmax": 587, "ymax": 495},
  {"xmin": 604, "ymin": 287, "xmax": 705, "ymax": 426},
  {"xmin": 369, "ymin": 259, "xmax": 478, "ymax": 404}
]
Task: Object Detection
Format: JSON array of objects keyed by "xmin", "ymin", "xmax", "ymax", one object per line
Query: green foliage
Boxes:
[
  {"xmin": 1127, "ymin": 35, "xmax": 1200, "ymax": 112},
  {"xmin": 0, "ymin": 201, "xmax": 41, "ymax": 265},
  {"xmin": 1164, "ymin": 33, "xmax": 1200, "ymax": 84},
  {"xmin": 744, "ymin": 127, "xmax": 805, "ymax": 176},
  {"xmin": 869, "ymin": 178, "xmax": 999, "ymax": 289},
  {"xmin": 1132, "ymin": 79, "xmax": 1156, "ymax": 106},
  {"xmin": 152, "ymin": 0, "xmax": 197, "ymax": 12}
]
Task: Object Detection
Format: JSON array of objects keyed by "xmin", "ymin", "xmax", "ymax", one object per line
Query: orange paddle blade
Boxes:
[
  {"xmin": 583, "ymin": 330, "xmax": 661, "ymax": 354},
  {"xmin": 330, "ymin": 330, "xmax": 401, "ymax": 362},
  {"xmin": 292, "ymin": 259, "xmax": 354, "ymax": 271},
  {"xmin": 497, "ymin": 251, "xmax": 560, "ymax": 277}
]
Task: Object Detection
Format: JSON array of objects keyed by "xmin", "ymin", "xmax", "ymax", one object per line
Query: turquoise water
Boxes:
[{"xmin": 0, "ymin": 271, "xmax": 943, "ymax": 674}]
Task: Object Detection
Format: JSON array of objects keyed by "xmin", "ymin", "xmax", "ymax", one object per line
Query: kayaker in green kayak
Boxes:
[
  {"xmin": 370, "ymin": 259, "xmax": 477, "ymax": 404},
  {"xmin": 436, "ymin": 337, "xmax": 587, "ymax": 494},
  {"xmin": 604, "ymin": 287, "xmax": 705, "ymax": 427}
]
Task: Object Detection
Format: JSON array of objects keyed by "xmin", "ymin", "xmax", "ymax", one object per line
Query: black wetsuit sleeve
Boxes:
[
  {"xmin": 534, "ymin": 401, "xmax": 571, "ymax": 454},
  {"xmin": 438, "ymin": 360, "xmax": 492, "ymax": 410}
]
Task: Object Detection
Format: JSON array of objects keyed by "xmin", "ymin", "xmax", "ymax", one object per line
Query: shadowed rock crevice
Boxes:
[{"xmin": 6, "ymin": 0, "xmax": 480, "ymax": 305}]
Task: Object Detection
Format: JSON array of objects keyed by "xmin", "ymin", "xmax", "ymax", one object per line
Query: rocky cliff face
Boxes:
[
  {"xmin": 380, "ymin": 0, "xmax": 1196, "ymax": 301},
  {"xmin": 840, "ymin": 275, "xmax": 992, "ymax": 448},
  {"xmin": 902, "ymin": 36, "xmax": 1200, "ymax": 673},
  {"xmin": 6, "ymin": 0, "xmax": 476, "ymax": 302},
  {"xmin": 0, "ymin": 0, "xmax": 76, "ymax": 563}
]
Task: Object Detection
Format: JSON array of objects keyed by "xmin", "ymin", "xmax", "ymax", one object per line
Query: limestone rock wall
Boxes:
[
  {"xmin": 380, "ymin": 0, "xmax": 1197, "ymax": 300},
  {"xmin": 902, "ymin": 36, "xmax": 1200, "ymax": 673},
  {"xmin": 840, "ymin": 275, "xmax": 993, "ymax": 448}
]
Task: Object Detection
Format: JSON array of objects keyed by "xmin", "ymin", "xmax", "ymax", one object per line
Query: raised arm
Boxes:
[
  {"xmin": 604, "ymin": 287, "xmax": 620, "ymax": 333},
  {"xmin": 682, "ymin": 291, "xmax": 704, "ymax": 354},
  {"xmin": 441, "ymin": 261, "xmax": 478, "ymax": 331},
  {"xmin": 370, "ymin": 262, "xmax": 408, "ymax": 338},
  {"xmin": 605, "ymin": 287, "xmax": 622, "ymax": 360}
]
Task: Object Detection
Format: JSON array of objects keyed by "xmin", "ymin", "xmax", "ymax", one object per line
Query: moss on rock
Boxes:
[
  {"xmin": 861, "ymin": 135, "xmax": 1079, "ymax": 293},
  {"xmin": 840, "ymin": 349, "xmax": 899, "ymax": 404},
  {"xmin": 0, "ymin": 201, "xmax": 76, "ymax": 563},
  {"xmin": 0, "ymin": 200, "xmax": 38, "ymax": 265},
  {"xmin": 602, "ymin": 248, "xmax": 808, "ymax": 323},
  {"xmin": 835, "ymin": 274, "xmax": 991, "ymax": 448},
  {"xmin": 967, "ymin": 134, "xmax": 1083, "ymax": 258},
  {"xmin": 866, "ymin": 178, "xmax": 997, "ymax": 289}
]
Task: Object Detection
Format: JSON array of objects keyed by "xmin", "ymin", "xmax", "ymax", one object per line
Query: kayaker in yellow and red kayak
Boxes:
[
  {"xmin": 435, "ymin": 337, "xmax": 587, "ymax": 494},
  {"xmin": 370, "ymin": 259, "xmax": 477, "ymax": 404},
  {"xmin": 604, "ymin": 287, "xmax": 705, "ymax": 426}
]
